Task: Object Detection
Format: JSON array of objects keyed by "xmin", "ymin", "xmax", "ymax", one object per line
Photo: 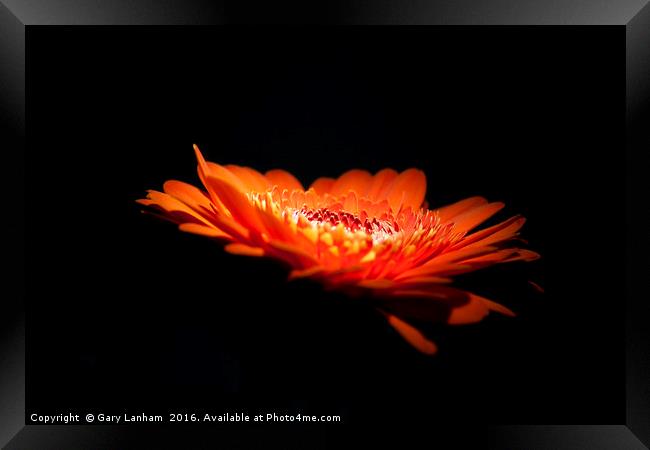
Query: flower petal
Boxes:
[
  {"xmin": 449, "ymin": 202, "xmax": 504, "ymax": 234},
  {"xmin": 461, "ymin": 248, "xmax": 522, "ymax": 264},
  {"xmin": 255, "ymin": 204, "xmax": 313, "ymax": 250},
  {"xmin": 367, "ymin": 168, "xmax": 399, "ymax": 202},
  {"xmin": 474, "ymin": 293, "xmax": 515, "ymax": 317},
  {"xmin": 225, "ymin": 243, "xmax": 264, "ymax": 257},
  {"xmin": 389, "ymin": 276, "xmax": 453, "ymax": 289},
  {"xmin": 266, "ymin": 240, "xmax": 320, "ymax": 269},
  {"xmin": 330, "ymin": 169, "xmax": 373, "ymax": 198},
  {"xmin": 379, "ymin": 286, "xmax": 471, "ymax": 322},
  {"xmin": 342, "ymin": 191, "xmax": 359, "ymax": 215},
  {"xmin": 225, "ymin": 165, "xmax": 271, "ymax": 192},
  {"xmin": 178, "ymin": 222, "xmax": 231, "ymax": 239},
  {"xmin": 208, "ymin": 211, "xmax": 252, "ymax": 243},
  {"xmin": 447, "ymin": 294, "xmax": 491, "ymax": 324},
  {"xmin": 386, "ymin": 168, "xmax": 427, "ymax": 212},
  {"xmin": 193, "ymin": 144, "xmax": 248, "ymax": 195},
  {"xmin": 288, "ymin": 266, "xmax": 324, "ymax": 280},
  {"xmin": 380, "ymin": 288, "xmax": 491, "ymax": 325},
  {"xmin": 393, "ymin": 246, "xmax": 498, "ymax": 280},
  {"xmin": 137, "ymin": 190, "xmax": 213, "ymax": 227},
  {"xmin": 265, "ymin": 169, "xmax": 304, "ymax": 192},
  {"xmin": 452, "ymin": 215, "xmax": 525, "ymax": 250},
  {"xmin": 502, "ymin": 249, "xmax": 541, "ymax": 262},
  {"xmin": 202, "ymin": 175, "xmax": 267, "ymax": 236},
  {"xmin": 310, "ymin": 177, "xmax": 336, "ymax": 196},
  {"xmin": 384, "ymin": 313, "xmax": 438, "ymax": 355},
  {"xmin": 434, "ymin": 196, "xmax": 488, "ymax": 223},
  {"xmin": 163, "ymin": 180, "xmax": 212, "ymax": 212},
  {"xmin": 380, "ymin": 286, "xmax": 507, "ymax": 325}
]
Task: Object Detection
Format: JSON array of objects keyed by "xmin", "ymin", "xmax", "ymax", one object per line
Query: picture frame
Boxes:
[{"xmin": 1, "ymin": 1, "xmax": 648, "ymax": 448}]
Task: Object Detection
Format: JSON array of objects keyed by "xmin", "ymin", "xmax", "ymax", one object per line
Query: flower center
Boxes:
[{"xmin": 299, "ymin": 207, "xmax": 399, "ymax": 235}]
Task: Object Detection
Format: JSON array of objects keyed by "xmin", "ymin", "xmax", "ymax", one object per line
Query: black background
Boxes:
[{"xmin": 26, "ymin": 26, "xmax": 623, "ymax": 425}]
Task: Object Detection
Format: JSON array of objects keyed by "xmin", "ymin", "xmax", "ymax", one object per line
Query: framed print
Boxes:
[{"xmin": 1, "ymin": 1, "xmax": 649, "ymax": 448}]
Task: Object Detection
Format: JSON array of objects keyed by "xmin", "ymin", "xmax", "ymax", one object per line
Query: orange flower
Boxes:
[{"xmin": 138, "ymin": 145, "xmax": 540, "ymax": 355}]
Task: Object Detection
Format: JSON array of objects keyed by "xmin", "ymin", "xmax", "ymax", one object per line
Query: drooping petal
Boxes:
[
  {"xmin": 384, "ymin": 290, "xmax": 510, "ymax": 325},
  {"xmin": 447, "ymin": 293, "xmax": 491, "ymax": 324},
  {"xmin": 474, "ymin": 293, "xmax": 516, "ymax": 317},
  {"xmin": 378, "ymin": 286, "xmax": 473, "ymax": 323},
  {"xmin": 380, "ymin": 287, "xmax": 491, "ymax": 325},
  {"xmin": 384, "ymin": 312, "xmax": 438, "ymax": 355}
]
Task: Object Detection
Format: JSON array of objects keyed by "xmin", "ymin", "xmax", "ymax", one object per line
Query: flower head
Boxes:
[{"xmin": 138, "ymin": 145, "xmax": 540, "ymax": 355}]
